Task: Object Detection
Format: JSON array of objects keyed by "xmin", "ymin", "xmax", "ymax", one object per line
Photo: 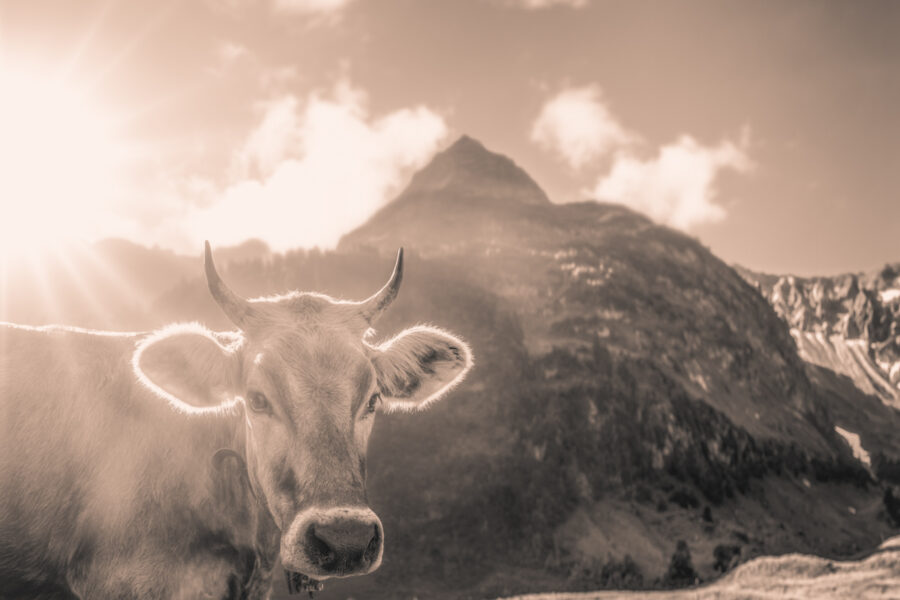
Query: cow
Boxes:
[{"xmin": 0, "ymin": 243, "xmax": 473, "ymax": 599}]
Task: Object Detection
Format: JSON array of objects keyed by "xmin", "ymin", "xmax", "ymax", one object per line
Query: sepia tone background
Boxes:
[{"xmin": 1, "ymin": 1, "xmax": 899, "ymax": 599}]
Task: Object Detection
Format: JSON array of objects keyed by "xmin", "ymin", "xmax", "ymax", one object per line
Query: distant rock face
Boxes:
[
  {"xmin": 402, "ymin": 135, "xmax": 550, "ymax": 205},
  {"xmin": 740, "ymin": 265, "xmax": 900, "ymax": 399}
]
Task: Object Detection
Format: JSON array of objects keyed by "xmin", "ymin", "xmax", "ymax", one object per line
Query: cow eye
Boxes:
[
  {"xmin": 246, "ymin": 391, "xmax": 269, "ymax": 413},
  {"xmin": 365, "ymin": 393, "xmax": 381, "ymax": 414}
]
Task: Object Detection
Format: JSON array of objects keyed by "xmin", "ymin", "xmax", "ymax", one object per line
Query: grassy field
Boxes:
[{"xmin": 502, "ymin": 536, "xmax": 900, "ymax": 600}]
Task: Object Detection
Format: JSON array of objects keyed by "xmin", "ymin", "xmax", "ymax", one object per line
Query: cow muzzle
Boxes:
[{"xmin": 282, "ymin": 506, "xmax": 383, "ymax": 579}]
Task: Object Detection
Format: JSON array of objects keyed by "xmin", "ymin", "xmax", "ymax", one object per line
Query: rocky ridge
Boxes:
[{"xmin": 738, "ymin": 265, "xmax": 900, "ymax": 405}]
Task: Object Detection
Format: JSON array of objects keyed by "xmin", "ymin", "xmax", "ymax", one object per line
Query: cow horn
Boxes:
[
  {"xmin": 204, "ymin": 241, "xmax": 255, "ymax": 329},
  {"xmin": 359, "ymin": 248, "xmax": 404, "ymax": 324}
]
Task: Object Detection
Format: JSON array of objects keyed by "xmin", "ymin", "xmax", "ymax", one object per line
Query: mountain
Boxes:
[
  {"xmin": 738, "ymin": 265, "xmax": 900, "ymax": 406},
  {"xmin": 738, "ymin": 264, "xmax": 900, "ymax": 488},
  {"xmin": 400, "ymin": 135, "xmax": 551, "ymax": 206},
  {"xmin": 327, "ymin": 136, "xmax": 900, "ymax": 597},
  {"xmin": 342, "ymin": 136, "xmax": 858, "ymax": 449}
]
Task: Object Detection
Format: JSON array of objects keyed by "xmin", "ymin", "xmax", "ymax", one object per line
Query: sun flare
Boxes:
[{"xmin": 0, "ymin": 61, "xmax": 128, "ymax": 259}]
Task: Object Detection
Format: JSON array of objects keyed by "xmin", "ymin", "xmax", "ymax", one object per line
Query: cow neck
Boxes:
[
  {"xmin": 207, "ymin": 414, "xmax": 283, "ymax": 593},
  {"xmin": 209, "ymin": 410, "xmax": 259, "ymax": 504},
  {"xmin": 207, "ymin": 416, "xmax": 322, "ymax": 597}
]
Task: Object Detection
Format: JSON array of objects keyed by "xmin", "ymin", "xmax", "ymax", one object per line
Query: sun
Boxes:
[{"xmin": 0, "ymin": 61, "xmax": 128, "ymax": 259}]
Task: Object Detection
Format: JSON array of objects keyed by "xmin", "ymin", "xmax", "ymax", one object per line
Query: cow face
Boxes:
[{"xmin": 134, "ymin": 244, "xmax": 472, "ymax": 581}]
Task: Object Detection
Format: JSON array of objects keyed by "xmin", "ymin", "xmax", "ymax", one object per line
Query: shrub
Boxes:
[
  {"xmin": 600, "ymin": 555, "xmax": 644, "ymax": 589},
  {"xmin": 633, "ymin": 484, "xmax": 653, "ymax": 505},
  {"xmin": 873, "ymin": 453, "xmax": 900, "ymax": 485},
  {"xmin": 713, "ymin": 544, "xmax": 742, "ymax": 572},
  {"xmin": 731, "ymin": 530, "xmax": 750, "ymax": 544},
  {"xmin": 884, "ymin": 487, "xmax": 900, "ymax": 527},
  {"xmin": 668, "ymin": 488, "xmax": 700, "ymax": 509},
  {"xmin": 663, "ymin": 540, "xmax": 698, "ymax": 587},
  {"xmin": 568, "ymin": 554, "xmax": 644, "ymax": 590}
]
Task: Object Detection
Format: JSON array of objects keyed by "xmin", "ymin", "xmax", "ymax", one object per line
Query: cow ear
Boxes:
[
  {"xmin": 371, "ymin": 326, "xmax": 473, "ymax": 412},
  {"xmin": 133, "ymin": 324, "xmax": 242, "ymax": 414}
]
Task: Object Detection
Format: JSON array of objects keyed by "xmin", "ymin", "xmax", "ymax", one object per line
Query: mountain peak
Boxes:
[
  {"xmin": 339, "ymin": 134, "xmax": 632, "ymax": 254},
  {"xmin": 400, "ymin": 135, "xmax": 550, "ymax": 205},
  {"xmin": 447, "ymin": 134, "xmax": 485, "ymax": 153}
]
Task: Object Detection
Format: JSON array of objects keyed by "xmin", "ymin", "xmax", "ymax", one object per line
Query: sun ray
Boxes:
[
  {"xmin": 57, "ymin": 0, "xmax": 118, "ymax": 82},
  {"xmin": 19, "ymin": 251, "xmax": 64, "ymax": 326},
  {"xmin": 0, "ymin": 256, "xmax": 10, "ymax": 324},
  {"xmin": 52, "ymin": 244, "xmax": 120, "ymax": 329},
  {"xmin": 67, "ymin": 243, "xmax": 151, "ymax": 328},
  {"xmin": 81, "ymin": 2, "xmax": 179, "ymax": 92}
]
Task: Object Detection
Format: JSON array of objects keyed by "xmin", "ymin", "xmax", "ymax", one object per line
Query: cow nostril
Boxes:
[
  {"xmin": 364, "ymin": 525, "xmax": 380, "ymax": 562},
  {"xmin": 306, "ymin": 525, "xmax": 337, "ymax": 568}
]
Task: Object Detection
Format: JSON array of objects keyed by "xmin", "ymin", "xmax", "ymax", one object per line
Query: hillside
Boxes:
[
  {"xmin": 3, "ymin": 136, "xmax": 899, "ymax": 599},
  {"xmin": 328, "ymin": 136, "xmax": 900, "ymax": 598},
  {"xmin": 503, "ymin": 536, "xmax": 900, "ymax": 600},
  {"xmin": 739, "ymin": 265, "xmax": 900, "ymax": 485},
  {"xmin": 793, "ymin": 332, "xmax": 899, "ymax": 408},
  {"xmin": 341, "ymin": 136, "xmax": 885, "ymax": 454}
]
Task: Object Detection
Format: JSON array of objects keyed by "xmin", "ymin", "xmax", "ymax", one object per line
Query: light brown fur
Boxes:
[{"xmin": 0, "ymin": 283, "xmax": 472, "ymax": 599}]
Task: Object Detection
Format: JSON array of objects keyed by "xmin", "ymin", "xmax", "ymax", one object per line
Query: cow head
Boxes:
[{"xmin": 133, "ymin": 243, "xmax": 472, "ymax": 580}]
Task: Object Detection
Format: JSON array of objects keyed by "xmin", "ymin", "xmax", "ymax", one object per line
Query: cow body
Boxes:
[
  {"xmin": 0, "ymin": 246, "xmax": 473, "ymax": 599},
  {"xmin": 0, "ymin": 323, "xmax": 278, "ymax": 598}
]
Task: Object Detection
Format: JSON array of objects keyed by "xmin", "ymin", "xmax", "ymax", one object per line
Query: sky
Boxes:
[{"xmin": 0, "ymin": 0, "xmax": 897, "ymax": 275}]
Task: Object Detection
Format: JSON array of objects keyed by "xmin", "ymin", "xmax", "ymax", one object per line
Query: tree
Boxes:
[
  {"xmin": 663, "ymin": 540, "xmax": 698, "ymax": 587},
  {"xmin": 713, "ymin": 544, "xmax": 742, "ymax": 572},
  {"xmin": 884, "ymin": 487, "xmax": 900, "ymax": 527}
]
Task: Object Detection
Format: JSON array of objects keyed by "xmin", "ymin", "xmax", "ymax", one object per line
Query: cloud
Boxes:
[
  {"xmin": 531, "ymin": 84, "xmax": 633, "ymax": 169},
  {"xmin": 531, "ymin": 83, "xmax": 752, "ymax": 230},
  {"xmin": 272, "ymin": 0, "xmax": 353, "ymax": 15},
  {"xmin": 207, "ymin": 41, "xmax": 250, "ymax": 78},
  {"xmin": 589, "ymin": 134, "xmax": 752, "ymax": 230},
  {"xmin": 174, "ymin": 80, "xmax": 447, "ymax": 251},
  {"xmin": 259, "ymin": 65, "xmax": 300, "ymax": 90},
  {"xmin": 240, "ymin": 96, "xmax": 302, "ymax": 176},
  {"xmin": 503, "ymin": 0, "xmax": 589, "ymax": 8},
  {"xmin": 218, "ymin": 41, "xmax": 247, "ymax": 62},
  {"xmin": 209, "ymin": 0, "xmax": 352, "ymax": 19}
]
